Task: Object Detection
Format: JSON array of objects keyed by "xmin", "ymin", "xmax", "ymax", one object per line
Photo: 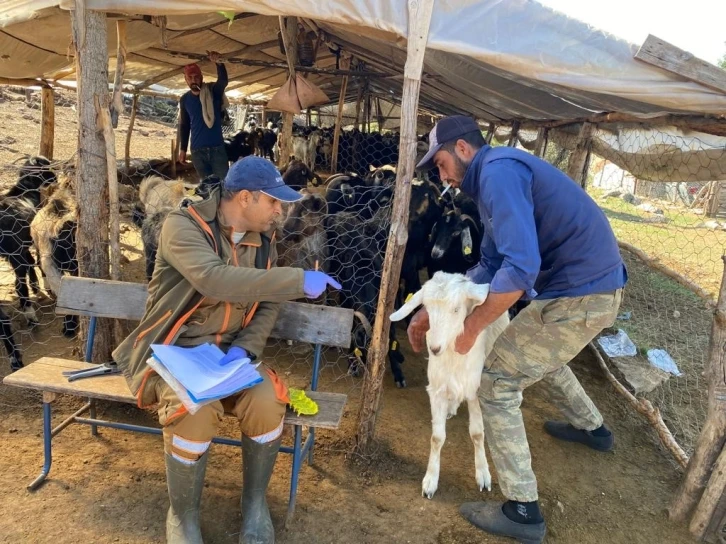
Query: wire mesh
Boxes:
[{"xmin": 528, "ymin": 125, "xmax": 725, "ymax": 458}]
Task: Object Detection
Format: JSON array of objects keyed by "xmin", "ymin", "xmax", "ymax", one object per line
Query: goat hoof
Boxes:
[
  {"xmin": 10, "ymin": 360, "xmax": 24, "ymax": 373},
  {"xmin": 422, "ymin": 475, "xmax": 438, "ymax": 499},
  {"xmin": 477, "ymin": 473, "xmax": 492, "ymax": 493},
  {"xmin": 395, "ymin": 380, "xmax": 407, "ymax": 388}
]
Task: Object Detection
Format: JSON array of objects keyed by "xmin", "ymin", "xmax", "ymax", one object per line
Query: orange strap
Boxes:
[{"xmin": 266, "ymin": 368, "xmax": 290, "ymax": 404}]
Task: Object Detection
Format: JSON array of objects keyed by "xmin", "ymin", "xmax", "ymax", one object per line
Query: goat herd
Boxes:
[{"xmin": 0, "ymin": 128, "xmax": 485, "ymax": 391}]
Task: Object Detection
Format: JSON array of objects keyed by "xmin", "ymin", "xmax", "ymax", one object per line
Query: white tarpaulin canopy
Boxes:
[{"xmin": 0, "ymin": 0, "xmax": 725, "ymax": 180}]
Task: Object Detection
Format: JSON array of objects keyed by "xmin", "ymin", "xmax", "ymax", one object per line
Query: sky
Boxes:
[{"xmin": 538, "ymin": 0, "xmax": 725, "ymax": 65}]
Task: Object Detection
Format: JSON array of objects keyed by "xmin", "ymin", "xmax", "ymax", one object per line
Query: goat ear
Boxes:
[
  {"xmin": 466, "ymin": 282, "xmax": 491, "ymax": 305},
  {"xmin": 390, "ymin": 290, "xmax": 423, "ymax": 322}
]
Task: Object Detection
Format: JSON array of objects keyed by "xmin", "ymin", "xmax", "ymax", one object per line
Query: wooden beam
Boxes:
[
  {"xmin": 635, "ymin": 34, "xmax": 726, "ymax": 95},
  {"xmin": 277, "ymin": 16, "xmax": 298, "ymax": 168},
  {"xmin": 154, "ymin": 48, "xmax": 382, "ymax": 77},
  {"xmin": 39, "ymin": 87, "xmax": 55, "ymax": 160},
  {"xmin": 110, "ymin": 20, "xmax": 127, "ymax": 128},
  {"xmin": 330, "ymin": 61, "xmax": 351, "ymax": 173},
  {"xmin": 71, "ymin": 0, "xmax": 114, "ymax": 363},
  {"xmin": 220, "ymin": 39, "xmax": 280, "ymax": 61},
  {"xmin": 356, "ymin": 0, "xmax": 435, "ymax": 452},
  {"xmin": 124, "ymin": 93, "xmax": 138, "ymax": 170},
  {"xmin": 566, "ymin": 122, "xmax": 595, "ymax": 186},
  {"xmin": 671, "ymin": 256, "xmax": 726, "ymax": 523},
  {"xmin": 170, "ymin": 13, "xmax": 257, "ymax": 39}
]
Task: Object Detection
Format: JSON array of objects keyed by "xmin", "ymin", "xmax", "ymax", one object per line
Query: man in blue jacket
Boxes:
[
  {"xmin": 409, "ymin": 116, "xmax": 627, "ymax": 544},
  {"xmin": 178, "ymin": 51, "xmax": 229, "ymax": 179}
]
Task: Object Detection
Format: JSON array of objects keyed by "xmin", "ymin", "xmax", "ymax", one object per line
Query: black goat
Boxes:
[
  {"xmin": 0, "ymin": 156, "xmax": 57, "ymax": 327},
  {"xmin": 281, "ymin": 160, "xmax": 322, "ymax": 192},
  {"xmin": 225, "ymin": 130, "xmax": 255, "ymax": 163},
  {"xmin": 277, "ymin": 192, "xmax": 328, "ymax": 270},
  {"xmin": 255, "ymin": 128, "xmax": 277, "ymax": 162},
  {"xmin": 428, "ymin": 209, "xmax": 482, "ymax": 276}
]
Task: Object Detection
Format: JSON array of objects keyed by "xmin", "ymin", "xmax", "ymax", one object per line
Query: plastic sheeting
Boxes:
[{"xmin": 1, "ymin": 0, "xmax": 726, "ymax": 119}]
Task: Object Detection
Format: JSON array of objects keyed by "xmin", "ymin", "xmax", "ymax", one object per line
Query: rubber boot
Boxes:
[
  {"xmin": 460, "ymin": 501, "xmax": 546, "ymax": 544},
  {"xmin": 544, "ymin": 421, "xmax": 614, "ymax": 452},
  {"xmin": 165, "ymin": 451, "xmax": 208, "ymax": 544},
  {"xmin": 239, "ymin": 434, "xmax": 282, "ymax": 544}
]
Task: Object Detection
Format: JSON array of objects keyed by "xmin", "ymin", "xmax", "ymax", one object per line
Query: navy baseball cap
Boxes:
[
  {"xmin": 417, "ymin": 115, "xmax": 481, "ymax": 170},
  {"xmin": 224, "ymin": 156, "xmax": 302, "ymax": 203}
]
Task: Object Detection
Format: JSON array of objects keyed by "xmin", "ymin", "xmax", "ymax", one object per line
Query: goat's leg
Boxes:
[
  {"xmin": 9, "ymin": 252, "xmax": 37, "ymax": 327},
  {"xmin": 422, "ymin": 395, "xmax": 448, "ymax": 499},
  {"xmin": 0, "ymin": 307, "xmax": 23, "ymax": 371},
  {"xmin": 467, "ymin": 397, "xmax": 492, "ymax": 492}
]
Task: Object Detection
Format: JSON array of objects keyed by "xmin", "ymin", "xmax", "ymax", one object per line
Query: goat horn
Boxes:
[{"xmin": 353, "ymin": 311, "xmax": 373, "ymax": 336}]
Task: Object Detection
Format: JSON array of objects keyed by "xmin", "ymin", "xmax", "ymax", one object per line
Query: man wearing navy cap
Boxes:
[
  {"xmin": 114, "ymin": 156, "xmax": 340, "ymax": 544},
  {"xmin": 407, "ymin": 116, "xmax": 627, "ymax": 543}
]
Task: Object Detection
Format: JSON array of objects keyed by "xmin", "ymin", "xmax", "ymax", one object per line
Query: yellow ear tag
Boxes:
[
  {"xmin": 405, "ymin": 293, "xmax": 413, "ymax": 303},
  {"xmin": 391, "ymin": 341, "xmax": 398, "ymax": 351},
  {"xmin": 463, "ymin": 246, "xmax": 472, "ymax": 255},
  {"xmin": 354, "ymin": 348, "xmax": 363, "ymax": 358}
]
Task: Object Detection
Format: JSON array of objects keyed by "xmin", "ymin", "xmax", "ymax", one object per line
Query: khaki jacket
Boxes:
[{"xmin": 113, "ymin": 188, "xmax": 305, "ymax": 407}]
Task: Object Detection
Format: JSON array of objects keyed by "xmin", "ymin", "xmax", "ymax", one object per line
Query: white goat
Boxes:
[
  {"xmin": 291, "ymin": 130, "xmax": 322, "ymax": 170},
  {"xmin": 390, "ymin": 271, "xmax": 510, "ymax": 499}
]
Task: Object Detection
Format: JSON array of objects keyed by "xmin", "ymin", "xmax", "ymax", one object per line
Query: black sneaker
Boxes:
[
  {"xmin": 460, "ymin": 501, "xmax": 546, "ymax": 544},
  {"xmin": 544, "ymin": 421, "xmax": 614, "ymax": 452}
]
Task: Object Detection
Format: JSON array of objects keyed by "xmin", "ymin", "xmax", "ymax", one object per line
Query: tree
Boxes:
[{"xmin": 719, "ymin": 44, "xmax": 726, "ymax": 69}]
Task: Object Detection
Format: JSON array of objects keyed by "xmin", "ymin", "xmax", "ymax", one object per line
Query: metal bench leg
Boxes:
[
  {"xmin": 285, "ymin": 424, "xmax": 303, "ymax": 527},
  {"xmin": 307, "ymin": 428, "xmax": 315, "ymax": 466},
  {"xmin": 28, "ymin": 393, "xmax": 54, "ymax": 491},
  {"xmin": 89, "ymin": 398, "xmax": 98, "ymax": 436}
]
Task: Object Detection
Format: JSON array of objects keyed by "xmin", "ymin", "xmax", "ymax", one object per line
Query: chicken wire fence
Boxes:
[
  {"xmin": 0, "ymin": 118, "xmax": 419, "ymax": 416},
  {"xmin": 506, "ymin": 125, "xmax": 725, "ymax": 459}
]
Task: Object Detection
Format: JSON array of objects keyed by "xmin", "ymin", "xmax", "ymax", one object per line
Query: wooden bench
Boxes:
[{"xmin": 3, "ymin": 276, "xmax": 353, "ymax": 523}]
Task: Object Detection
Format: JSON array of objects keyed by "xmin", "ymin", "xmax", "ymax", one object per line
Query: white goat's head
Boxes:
[{"xmin": 390, "ymin": 272, "xmax": 491, "ymax": 356}]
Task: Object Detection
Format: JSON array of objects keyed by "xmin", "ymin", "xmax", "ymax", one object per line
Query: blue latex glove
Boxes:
[
  {"xmin": 303, "ymin": 271, "xmax": 342, "ymax": 298},
  {"xmin": 219, "ymin": 346, "xmax": 248, "ymax": 366}
]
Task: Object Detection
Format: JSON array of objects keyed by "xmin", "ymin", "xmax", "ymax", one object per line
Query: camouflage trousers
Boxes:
[{"xmin": 479, "ymin": 289, "xmax": 622, "ymax": 502}]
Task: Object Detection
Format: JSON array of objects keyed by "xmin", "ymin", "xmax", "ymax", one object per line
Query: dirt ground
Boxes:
[{"xmin": 0, "ymin": 86, "xmax": 696, "ymax": 543}]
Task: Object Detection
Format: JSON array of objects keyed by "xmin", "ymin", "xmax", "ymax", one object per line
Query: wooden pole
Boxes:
[
  {"xmin": 353, "ymin": 80, "xmax": 364, "ymax": 131},
  {"xmin": 71, "ymin": 1, "xmax": 114, "ymax": 363},
  {"xmin": 95, "ymin": 96, "xmax": 121, "ymax": 282},
  {"xmin": 261, "ymin": 107, "xmax": 267, "ymax": 127},
  {"xmin": 39, "ymin": 86, "xmax": 55, "ymax": 160},
  {"xmin": 566, "ymin": 122, "xmax": 595, "ymax": 185},
  {"xmin": 485, "ymin": 123, "xmax": 495, "ymax": 144},
  {"xmin": 534, "ymin": 127, "xmax": 548, "ymax": 158},
  {"xmin": 110, "ymin": 20, "xmax": 127, "ymax": 129},
  {"xmin": 124, "ymin": 93, "xmax": 138, "ymax": 171},
  {"xmin": 671, "ymin": 256, "xmax": 726, "ymax": 523},
  {"xmin": 170, "ymin": 139, "xmax": 177, "ymax": 179},
  {"xmin": 507, "ymin": 121, "xmax": 520, "ymax": 147},
  {"xmin": 330, "ymin": 59, "xmax": 351, "ymax": 173},
  {"xmin": 277, "ymin": 16, "xmax": 298, "ymax": 168},
  {"xmin": 691, "ymin": 445, "xmax": 726, "ymax": 539},
  {"xmin": 356, "ymin": 0, "xmax": 434, "ymax": 452}
]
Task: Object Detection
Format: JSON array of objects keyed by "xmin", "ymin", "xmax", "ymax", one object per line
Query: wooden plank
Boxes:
[
  {"xmin": 95, "ymin": 95, "xmax": 121, "ymax": 281},
  {"xmin": 110, "ymin": 20, "xmax": 127, "ymax": 129},
  {"xmin": 635, "ymin": 34, "xmax": 726, "ymax": 95},
  {"xmin": 270, "ymin": 301, "xmax": 353, "ymax": 349},
  {"xmin": 56, "ymin": 277, "xmax": 148, "ymax": 321},
  {"xmin": 3, "ymin": 359, "xmax": 347, "ymax": 429},
  {"xmin": 56, "ymin": 277, "xmax": 353, "ymax": 347},
  {"xmin": 4, "ymin": 359, "xmax": 136, "ymax": 403}
]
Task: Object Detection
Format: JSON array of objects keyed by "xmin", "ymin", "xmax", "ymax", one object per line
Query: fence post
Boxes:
[
  {"xmin": 566, "ymin": 121, "xmax": 595, "ymax": 185},
  {"xmin": 670, "ymin": 256, "xmax": 726, "ymax": 526},
  {"xmin": 355, "ymin": 0, "xmax": 435, "ymax": 452},
  {"xmin": 39, "ymin": 86, "xmax": 54, "ymax": 160},
  {"xmin": 71, "ymin": 0, "xmax": 114, "ymax": 362}
]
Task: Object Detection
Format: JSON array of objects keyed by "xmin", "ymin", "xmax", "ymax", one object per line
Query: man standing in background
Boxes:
[{"xmin": 178, "ymin": 50, "xmax": 230, "ymax": 179}]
